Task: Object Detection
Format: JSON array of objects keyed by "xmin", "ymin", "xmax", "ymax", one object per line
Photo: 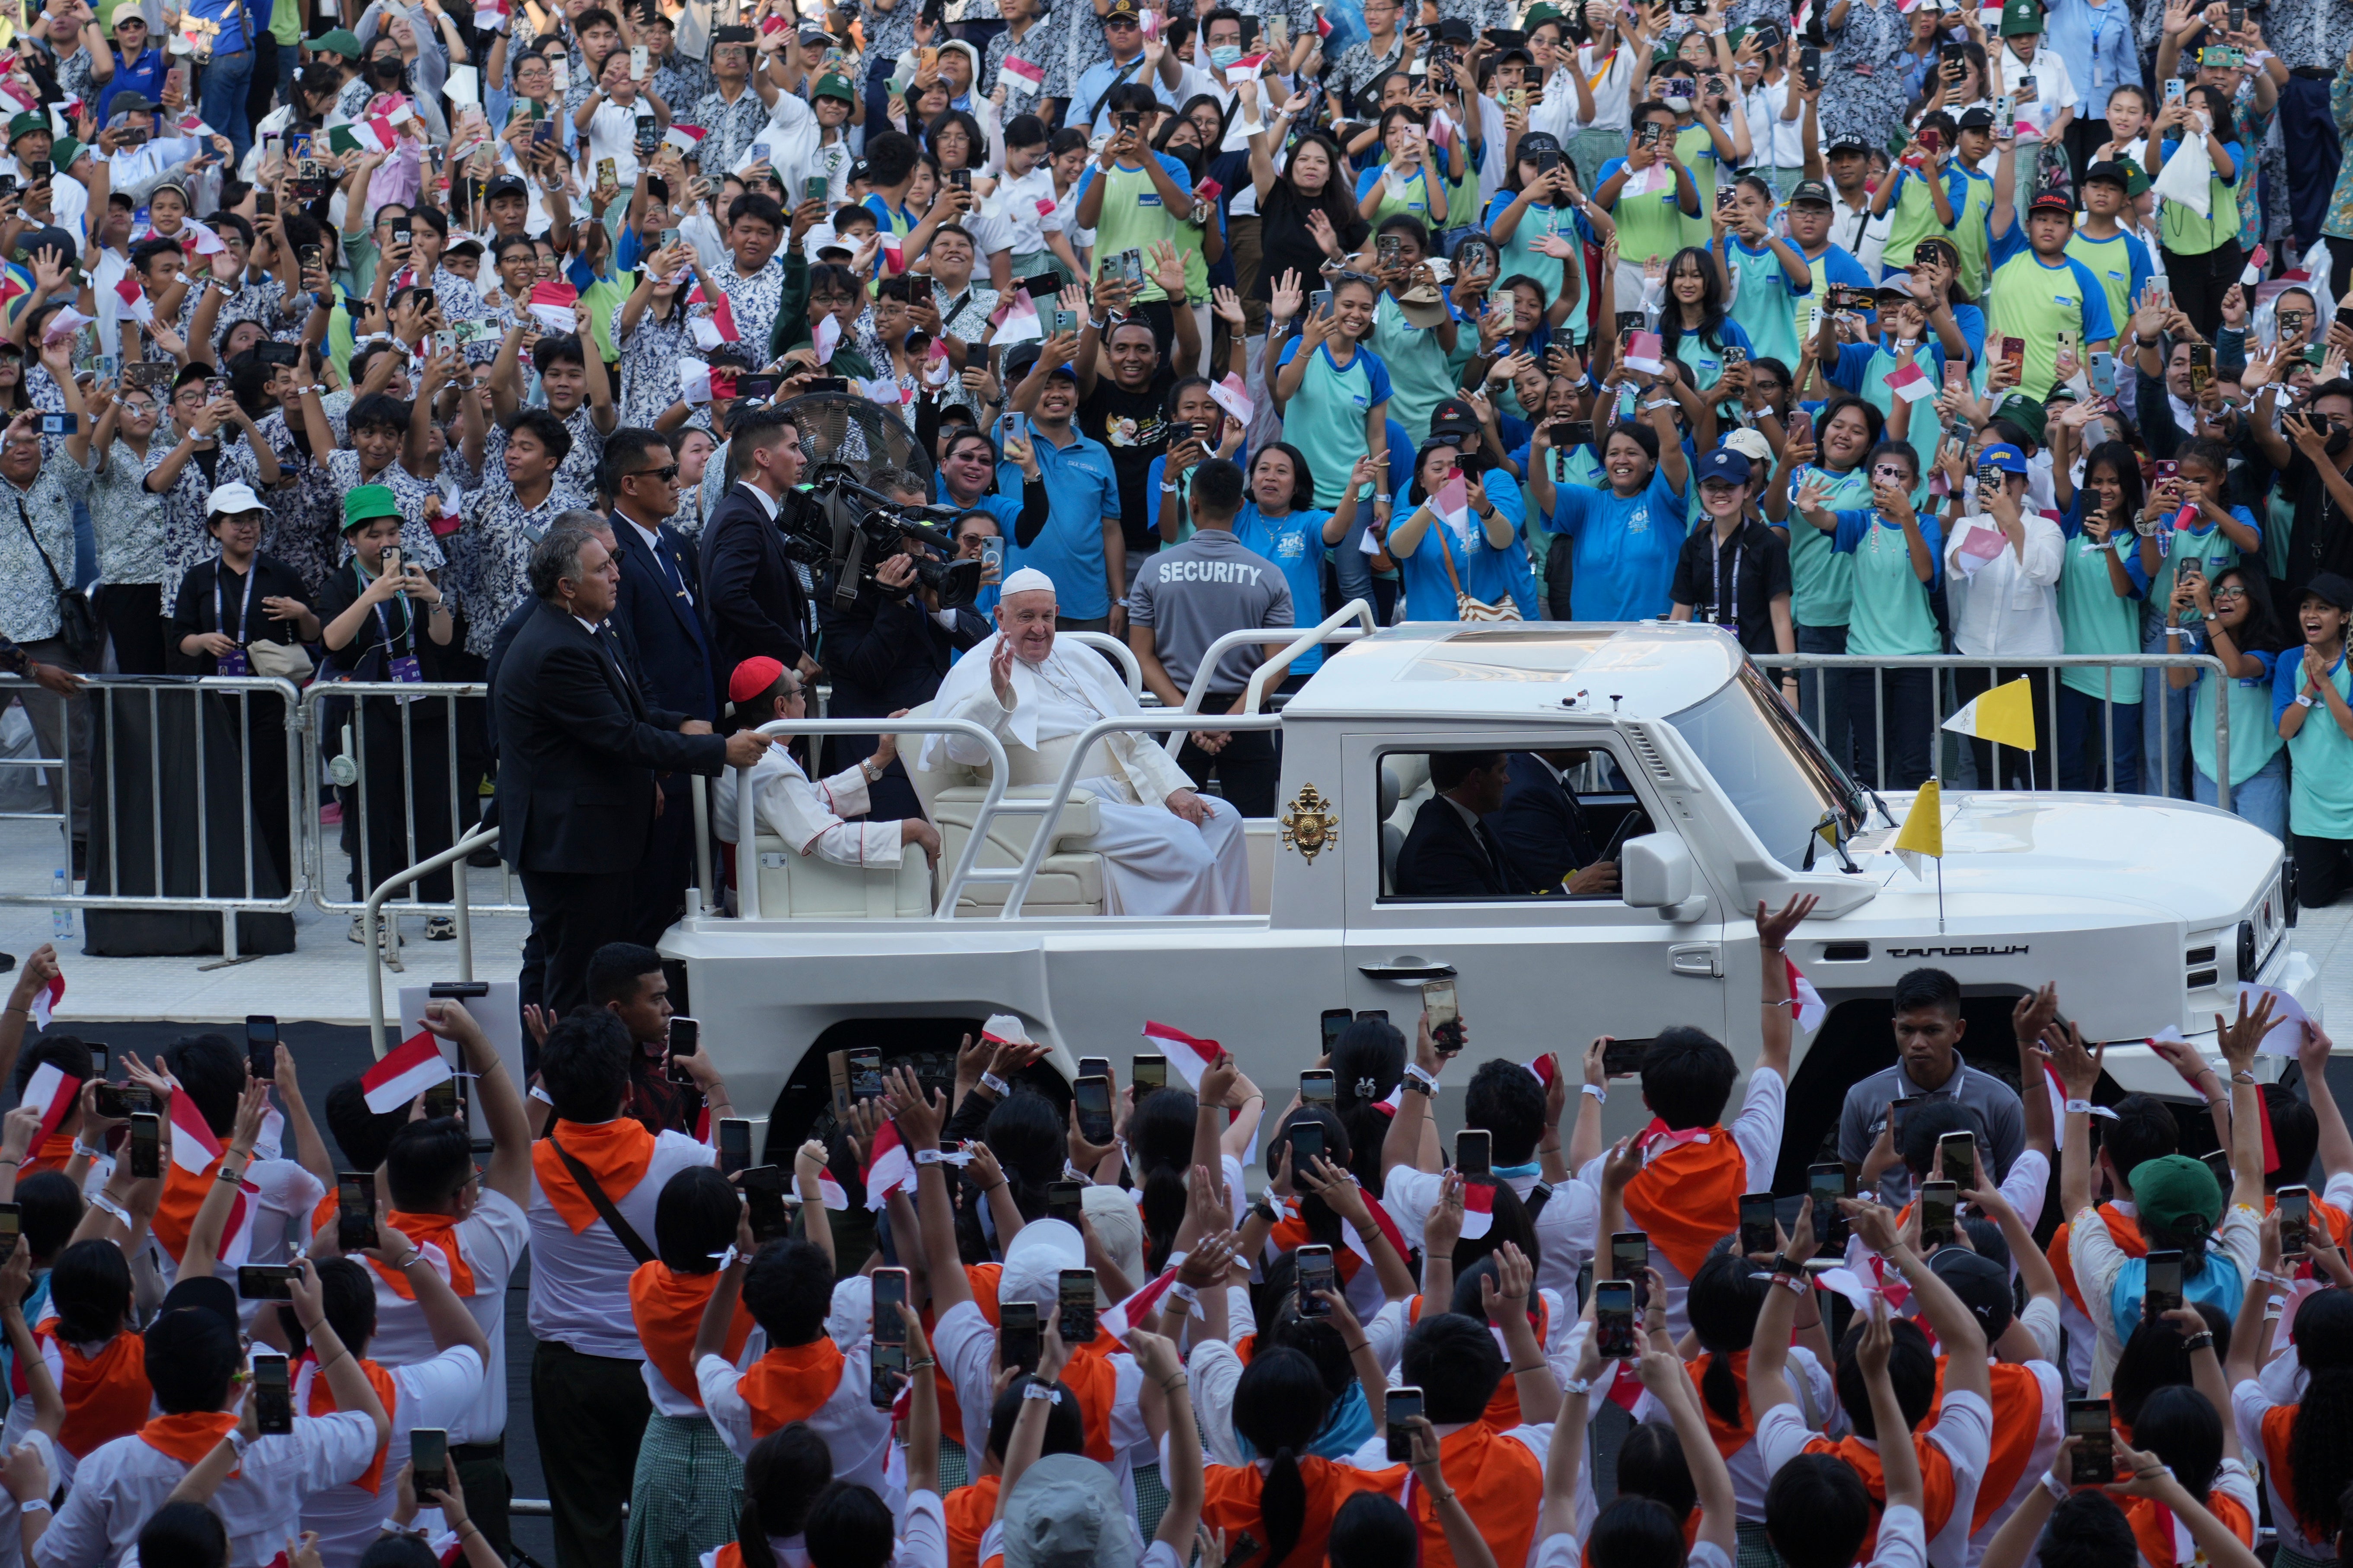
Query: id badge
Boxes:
[
  {"xmin": 216, "ymin": 646, "xmax": 250, "ymax": 676},
  {"xmin": 389, "ymin": 654, "xmax": 424, "ymax": 684}
]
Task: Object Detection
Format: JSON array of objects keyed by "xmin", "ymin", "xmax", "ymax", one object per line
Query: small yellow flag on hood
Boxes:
[
  {"xmin": 1894, "ymin": 779, "xmax": 1944, "ymax": 881},
  {"xmin": 1941, "ymin": 676, "xmax": 2037, "ymax": 753}
]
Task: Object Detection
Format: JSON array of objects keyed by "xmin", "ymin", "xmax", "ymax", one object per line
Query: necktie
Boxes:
[
  {"xmin": 651, "ymin": 532, "xmax": 690, "ymax": 604},
  {"xmin": 1475, "ymin": 821, "xmax": 1509, "ymax": 890}
]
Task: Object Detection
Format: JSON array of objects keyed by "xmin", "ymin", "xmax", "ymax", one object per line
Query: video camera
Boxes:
[{"xmin": 786, "ymin": 465, "xmax": 985, "ymax": 612}]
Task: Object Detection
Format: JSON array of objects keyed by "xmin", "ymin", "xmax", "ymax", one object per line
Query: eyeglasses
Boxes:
[
  {"xmin": 2212, "ymin": 585, "xmax": 2248, "ymax": 601},
  {"xmin": 1870, "ymin": 464, "xmax": 1909, "ymax": 480}
]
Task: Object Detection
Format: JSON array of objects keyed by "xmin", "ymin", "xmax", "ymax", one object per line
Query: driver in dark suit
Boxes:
[
  {"xmin": 1393, "ymin": 751, "xmax": 1528, "ymax": 898},
  {"xmin": 1489, "ymin": 751, "xmax": 1622, "ymax": 897}
]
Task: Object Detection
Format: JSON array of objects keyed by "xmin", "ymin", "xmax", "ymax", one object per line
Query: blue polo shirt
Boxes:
[
  {"xmin": 99, "ymin": 45, "xmax": 168, "ymax": 123},
  {"xmin": 1542, "ymin": 468, "xmax": 1690, "ymax": 621},
  {"xmin": 996, "ymin": 415, "xmax": 1121, "ymax": 620}
]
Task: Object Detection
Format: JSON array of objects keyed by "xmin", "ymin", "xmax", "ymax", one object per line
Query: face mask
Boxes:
[
  {"xmin": 372, "ymin": 57, "xmax": 403, "ymax": 78},
  {"xmin": 2327, "ymin": 426, "xmax": 2352, "ymax": 457},
  {"xmin": 1209, "ymin": 43, "xmax": 1240, "ymax": 67}
]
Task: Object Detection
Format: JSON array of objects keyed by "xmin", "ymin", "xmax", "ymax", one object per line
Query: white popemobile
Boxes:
[{"xmin": 664, "ymin": 611, "xmax": 2320, "ymax": 1182}]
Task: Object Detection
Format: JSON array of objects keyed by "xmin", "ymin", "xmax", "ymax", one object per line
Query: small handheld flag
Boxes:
[
  {"xmin": 363, "ymin": 1031, "xmax": 455, "ymax": 1112},
  {"xmin": 1941, "ymin": 677, "xmax": 2037, "ymax": 753}
]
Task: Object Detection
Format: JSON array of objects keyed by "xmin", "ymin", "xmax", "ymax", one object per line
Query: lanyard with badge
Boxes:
[
  {"xmin": 213, "ymin": 562, "xmax": 257, "ymax": 676},
  {"xmin": 368, "ymin": 563, "xmax": 425, "ymax": 685},
  {"xmin": 1708, "ymin": 537, "xmax": 1743, "ymax": 638}
]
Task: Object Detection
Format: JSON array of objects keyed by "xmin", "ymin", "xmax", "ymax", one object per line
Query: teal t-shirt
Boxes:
[
  {"xmin": 1483, "ymin": 189, "xmax": 1573, "ymax": 308},
  {"xmin": 2278, "ymin": 650, "xmax": 2353, "ymax": 838},
  {"xmin": 2056, "ymin": 507, "xmax": 2145, "ymax": 703},
  {"xmin": 1233, "ymin": 503, "xmax": 1334, "ymax": 674},
  {"xmin": 1782, "ymin": 462, "xmax": 1870, "ymax": 627},
  {"xmin": 2144, "ymin": 515, "xmax": 2254, "ymax": 631},
  {"xmin": 1831, "ymin": 507, "xmax": 1944, "ymax": 656},
  {"xmin": 1370, "ymin": 292, "xmax": 1459, "ymax": 446},
  {"xmin": 2192, "ymin": 644, "xmax": 2284, "ymax": 789},
  {"xmin": 1720, "ymin": 238, "xmax": 1809, "ymax": 371},
  {"xmin": 1276, "ymin": 337, "xmax": 1394, "ymax": 509}
]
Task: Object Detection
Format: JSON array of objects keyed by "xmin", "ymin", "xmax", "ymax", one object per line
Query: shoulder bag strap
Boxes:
[
  {"xmin": 1431, "ymin": 518, "xmax": 1469, "ymax": 597},
  {"xmin": 14, "ymin": 501, "xmax": 69, "ymax": 602},
  {"xmin": 546, "ymin": 1132, "xmax": 656, "ymax": 1265},
  {"xmin": 1082, "ymin": 57, "xmax": 1146, "ymax": 131}
]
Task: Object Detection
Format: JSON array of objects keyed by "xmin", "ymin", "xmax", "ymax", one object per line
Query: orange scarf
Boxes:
[
  {"xmin": 1802, "ymin": 1432, "xmax": 1957, "ymax": 1557},
  {"xmin": 1267, "ymin": 1214, "xmax": 1362, "ymax": 1282},
  {"xmin": 1691, "ymin": 1351, "xmax": 1758, "ymax": 1461},
  {"xmin": 2265, "ymin": 1190, "xmax": 2353, "ymax": 1252},
  {"xmin": 1406, "ymin": 1423, "xmax": 1542, "ymax": 1568},
  {"xmin": 1928, "ymin": 1359, "xmax": 2046, "ymax": 1532},
  {"xmin": 21, "ymin": 1133, "xmax": 77, "ymax": 1179},
  {"xmin": 712, "ymin": 1546, "xmax": 742, "ymax": 1568},
  {"xmin": 1623, "ymin": 1128, "xmax": 1745, "ymax": 1281},
  {"xmin": 2121, "ymin": 1488, "xmax": 2254, "ymax": 1568},
  {"xmin": 370, "ymin": 1211, "xmax": 478, "ymax": 1300},
  {"xmin": 2049, "ymin": 1206, "xmax": 2144, "ymax": 1316},
  {"xmin": 138, "ymin": 1410, "xmax": 241, "ymax": 1467},
  {"xmin": 1200, "ymin": 1456, "xmax": 1406, "ymax": 1568},
  {"xmin": 150, "ymin": 1160, "xmax": 227, "ymax": 1265},
  {"xmin": 629, "ymin": 1262, "xmax": 755, "ymax": 1405},
  {"xmin": 301, "ymin": 1354, "xmax": 399, "ymax": 1493},
  {"xmin": 531, "ymin": 1120, "xmax": 658, "ymax": 1236},
  {"xmin": 735, "ymin": 1339, "xmax": 848, "ymax": 1438},
  {"xmin": 2263, "ymin": 1404, "xmax": 2306, "ymax": 1533},
  {"xmin": 945, "ymin": 1476, "xmax": 1002, "ymax": 1568},
  {"xmin": 32, "ymin": 1321, "xmax": 152, "ymax": 1460},
  {"xmin": 1398, "ymin": 1295, "xmax": 1551, "ymax": 1431}
]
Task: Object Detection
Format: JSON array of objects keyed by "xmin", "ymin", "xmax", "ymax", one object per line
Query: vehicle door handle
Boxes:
[
  {"xmin": 1357, "ymin": 962, "xmax": 1459, "ymax": 980},
  {"xmin": 1670, "ymin": 944, "xmax": 1721, "ymax": 978}
]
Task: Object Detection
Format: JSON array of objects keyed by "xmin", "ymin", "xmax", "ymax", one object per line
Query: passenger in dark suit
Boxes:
[
  {"xmin": 1489, "ymin": 751, "xmax": 1623, "ymax": 897},
  {"xmin": 817, "ymin": 467, "xmax": 991, "ymax": 821},
  {"xmin": 700, "ymin": 405, "xmax": 817, "ymax": 679},
  {"xmin": 495, "ymin": 525, "xmax": 772, "ymax": 1017},
  {"xmin": 1392, "ymin": 750, "xmax": 1526, "ymax": 899},
  {"xmin": 603, "ymin": 430, "xmax": 722, "ymax": 944}
]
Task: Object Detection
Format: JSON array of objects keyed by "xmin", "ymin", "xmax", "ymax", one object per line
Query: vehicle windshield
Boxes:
[{"xmin": 1665, "ymin": 664, "xmax": 1862, "ymax": 868}]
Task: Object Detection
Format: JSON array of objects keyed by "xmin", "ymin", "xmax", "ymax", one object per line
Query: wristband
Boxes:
[
  {"xmin": 2299, "ymin": 694, "xmax": 2317, "ymax": 708},
  {"xmin": 18, "ymin": 1498, "xmax": 48, "ymax": 1516},
  {"xmin": 89, "ymin": 1195, "xmax": 130, "ymax": 1226},
  {"xmin": 1561, "ymin": 1376, "xmax": 1593, "ymax": 1396},
  {"xmin": 913, "ymin": 1147, "xmax": 947, "ymax": 1165},
  {"xmin": 979, "ymin": 1072, "xmax": 1010, "ymax": 1097},
  {"xmin": 1063, "ymin": 1161, "xmax": 1093, "ymax": 1183},
  {"xmin": 1405, "ymin": 1063, "xmax": 1440, "ymax": 1092},
  {"xmin": 2041, "ymin": 1471, "xmax": 2071, "ymax": 1503},
  {"xmin": 2181, "ymin": 1332, "xmax": 2214, "ymax": 1351},
  {"xmin": 1020, "ymin": 1380, "xmax": 1058, "ymax": 1401},
  {"xmin": 1581, "ymin": 1083, "xmax": 1606, "ymax": 1103},
  {"xmin": 1166, "ymin": 1281, "xmax": 1201, "ymax": 1312}
]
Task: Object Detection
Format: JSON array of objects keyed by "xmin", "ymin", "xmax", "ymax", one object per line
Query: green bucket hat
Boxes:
[
  {"xmin": 50, "ymin": 137, "xmax": 80, "ymax": 172},
  {"xmin": 1990, "ymin": 391, "xmax": 2047, "ymax": 445},
  {"xmin": 2130, "ymin": 1154, "xmax": 2223, "ymax": 1247},
  {"xmin": 343, "ymin": 484, "xmax": 402, "ymax": 531},
  {"xmin": 6, "ymin": 112, "xmax": 45, "ymax": 144}
]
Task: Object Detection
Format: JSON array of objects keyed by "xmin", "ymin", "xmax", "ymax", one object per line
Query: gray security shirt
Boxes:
[
  {"xmin": 1836, "ymin": 1058, "xmax": 2027, "ymax": 1209},
  {"xmin": 1125, "ymin": 527, "xmax": 1295, "ymax": 696}
]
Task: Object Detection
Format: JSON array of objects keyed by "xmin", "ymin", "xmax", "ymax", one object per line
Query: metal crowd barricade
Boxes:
[
  {"xmin": 299, "ymin": 680, "xmax": 528, "ymax": 919},
  {"xmin": 0, "ymin": 674, "xmax": 306, "ymax": 967},
  {"xmin": 1753, "ymin": 652, "xmax": 2236, "ymax": 809}
]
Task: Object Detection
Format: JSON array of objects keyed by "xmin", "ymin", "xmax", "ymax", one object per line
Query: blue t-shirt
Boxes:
[
  {"xmin": 1233, "ymin": 503, "xmax": 1335, "ymax": 672},
  {"xmin": 996, "ymin": 418, "xmax": 1122, "ymax": 620},
  {"xmin": 1543, "ymin": 469, "xmax": 1690, "ymax": 621}
]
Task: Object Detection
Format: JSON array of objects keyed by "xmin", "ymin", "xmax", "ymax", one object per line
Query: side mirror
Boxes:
[{"xmin": 1622, "ymin": 834, "xmax": 1705, "ymax": 921}]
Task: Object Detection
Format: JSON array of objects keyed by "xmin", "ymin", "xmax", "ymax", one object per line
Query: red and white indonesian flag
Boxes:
[
  {"xmin": 1434, "ymin": 473, "xmax": 1474, "ymax": 545},
  {"xmin": 1100, "ymin": 1265, "xmax": 1181, "ymax": 1341},
  {"xmin": 25, "ymin": 971, "xmax": 61, "ymax": 1030},
  {"xmin": 1786, "ymin": 957, "xmax": 1826, "ymax": 1033},
  {"xmin": 981, "ymin": 1014, "xmax": 1031, "ymax": 1046},
  {"xmin": 689, "ymin": 287, "xmax": 740, "ymax": 351},
  {"xmin": 179, "ymin": 218, "xmax": 227, "ymax": 257},
  {"xmin": 1525, "ymin": 1053, "xmax": 1557, "ymax": 1091},
  {"xmin": 1001, "ymin": 55, "xmax": 1044, "ymax": 93},
  {"xmin": 813, "ymin": 314, "xmax": 843, "ymax": 365},
  {"xmin": 817, "ymin": 1171, "xmax": 849, "ymax": 1210},
  {"xmin": 113, "ymin": 277, "xmax": 153, "ymax": 326},
  {"xmin": 1208, "ymin": 371, "xmax": 1252, "ymax": 427},
  {"xmin": 1341, "ymin": 1188, "xmax": 1410, "ymax": 1265},
  {"xmin": 1225, "ymin": 51, "xmax": 1268, "ymax": 85},
  {"xmin": 1883, "ymin": 359, "xmax": 1935, "ymax": 404},
  {"xmin": 1140, "ymin": 1020, "xmax": 1221, "ymax": 1091},
  {"xmin": 664, "ymin": 123, "xmax": 707, "ymax": 158},
  {"xmin": 473, "ymin": 0, "xmax": 507, "ymax": 32},
  {"xmin": 527, "ymin": 279, "xmax": 580, "ymax": 336},
  {"xmin": 42, "ymin": 307, "xmax": 93, "ymax": 347},
  {"xmin": 991, "ymin": 290, "xmax": 1042, "ymax": 347},
  {"xmin": 21, "ymin": 1062, "xmax": 77, "ymax": 1142},
  {"xmin": 168, "ymin": 1087, "xmax": 255, "ymax": 1261},
  {"xmin": 861, "ymin": 1119, "xmax": 916, "ymax": 1210},
  {"xmin": 362, "ymin": 1031, "xmax": 454, "ymax": 1114},
  {"xmin": 677, "ymin": 358, "xmax": 712, "ymax": 405},
  {"xmin": 1459, "ymin": 1180, "xmax": 1495, "ymax": 1240}
]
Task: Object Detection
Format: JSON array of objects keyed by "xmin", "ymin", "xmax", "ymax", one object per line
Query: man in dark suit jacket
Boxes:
[
  {"xmin": 1392, "ymin": 750, "xmax": 1526, "ymax": 899},
  {"xmin": 1489, "ymin": 751, "xmax": 1623, "ymax": 897},
  {"xmin": 496, "ymin": 524, "xmax": 771, "ymax": 1016},
  {"xmin": 816, "ymin": 467, "xmax": 990, "ymax": 820},
  {"xmin": 700, "ymin": 404, "xmax": 818, "ymax": 679},
  {"xmin": 603, "ymin": 430, "xmax": 723, "ymax": 944}
]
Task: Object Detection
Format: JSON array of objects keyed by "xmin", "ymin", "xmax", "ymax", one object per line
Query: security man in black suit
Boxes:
[
  {"xmin": 603, "ymin": 428, "xmax": 721, "ymax": 944},
  {"xmin": 495, "ymin": 525, "xmax": 772, "ymax": 1017},
  {"xmin": 700, "ymin": 404, "xmax": 819, "ymax": 679},
  {"xmin": 1489, "ymin": 751, "xmax": 1623, "ymax": 896},
  {"xmin": 1392, "ymin": 750, "xmax": 1526, "ymax": 899}
]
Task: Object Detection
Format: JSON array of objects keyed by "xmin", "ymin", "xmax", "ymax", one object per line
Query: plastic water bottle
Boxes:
[{"xmin": 51, "ymin": 867, "xmax": 70, "ymax": 941}]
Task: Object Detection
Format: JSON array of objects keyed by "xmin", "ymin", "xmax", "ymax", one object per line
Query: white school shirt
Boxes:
[
  {"xmin": 1537, "ymin": 1505, "xmax": 1922, "ymax": 1568},
  {"xmin": 1741, "ymin": 76, "xmax": 1806, "ymax": 170},
  {"xmin": 2002, "ymin": 44, "xmax": 2075, "ymax": 140},
  {"xmin": 987, "ymin": 165, "xmax": 1069, "ymax": 258},
  {"xmin": 2071, "ymin": 1202, "xmax": 2259, "ymax": 1395},
  {"xmin": 698, "ymin": 1330, "xmax": 894, "ymax": 1496},
  {"xmin": 150, "ymin": 1156, "xmax": 324, "ymax": 1300},
  {"xmin": 35, "ymin": 1411, "xmax": 379, "ymax": 1568},
  {"xmin": 1574, "ymin": 1068, "xmax": 1785, "ymax": 1339},
  {"xmin": 1630, "ymin": 1346, "xmax": 1840, "ymax": 1520},
  {"xmin": 300, "ymin": 1346, "xmax": 485, "ymax": 1568},
  {"xmin": 1380, "ymin": 1162, "xmax": 1600, "ymax": 1302},
  {"xmin": 584, "ymin": 98, "xmax": 656, "ymax": 186},
  {"xmin": 1758, "ymin": 1391, "xmax": 1991, "ymax": 1568},
  {"xmin": 527, "ymin": 1124, "xmax": 717, "ymax": 1358},
  {"xmin": 2234, "ymin": 1377, "xmax": 2327, "ymax": 1560},
  {"xmin": 1566, "ymin": 46, "xmax": 1635, "ymax": 136},
  {"xmin": 929, "ymin": 1298, "xmax": 1149, "ymax": 1476},
  {"xmin": 364, "ymin": 1190, "xmax": 529, "ymax": 1445}
]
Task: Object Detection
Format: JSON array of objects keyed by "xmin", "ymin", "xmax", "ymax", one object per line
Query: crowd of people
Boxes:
[{"xmin": 0, "ymin": 907, "xmax": 2345, "ymax": 1568}]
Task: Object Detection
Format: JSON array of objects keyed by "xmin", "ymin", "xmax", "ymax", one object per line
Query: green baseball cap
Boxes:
[
  {"xmin": 2130, "ymin": 1154, "xmax": 2223, "ymax": 1248},
  {"xmin": 1999, "ymin": 0, "xmax": 2044, "ymax": 35},
  {"xmin": 311, "ymin": 27, "xmax": 364, "ymax": 57},
  {"xmin": 813, "ymin": 72, "xmax": 856, "ymax": 103},
  {"xmin": 343, "ymin": 484, "xmax": 402, "ymax": 531},
  {"xmin": 1523, "ymin": 2, "xmax": 1564, "ymax": 28}
]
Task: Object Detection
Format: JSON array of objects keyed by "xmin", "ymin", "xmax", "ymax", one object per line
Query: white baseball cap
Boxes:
[{"xmin": 204, "ymin": 481, "xmax": 272, "ymax": 517}]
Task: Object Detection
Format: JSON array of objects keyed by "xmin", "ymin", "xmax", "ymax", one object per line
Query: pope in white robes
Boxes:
[{"xmin": 921, "ymin": 568, "xmax": 1252, "ymax": 917}]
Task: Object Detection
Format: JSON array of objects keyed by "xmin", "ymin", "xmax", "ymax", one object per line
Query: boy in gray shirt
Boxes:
[{"xmin": 1127, "ymin": 458, "xmax": 1294, "ymax": 817}]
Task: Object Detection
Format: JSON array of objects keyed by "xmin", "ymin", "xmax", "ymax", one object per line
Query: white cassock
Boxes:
[
  {"xmin": 922, "ymin": 632, "xmax": 1252, "ymax": 917},
  {"xmin": 714, "ymin": 746, "xmax": 905, "ymax": 867}
]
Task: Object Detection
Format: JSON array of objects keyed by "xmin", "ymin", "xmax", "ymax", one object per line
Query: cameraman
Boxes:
[{"xmin": 816, "ymin": 466, "xmax": 993, "ymax": 821}]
